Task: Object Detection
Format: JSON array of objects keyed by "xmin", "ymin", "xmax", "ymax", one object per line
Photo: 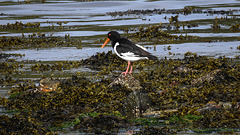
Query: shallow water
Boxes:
[
  {"xmin": 4, "ymin": 47, "xmax": 111, "ymax": 61},
  {"xmin": 1, "ymin": 0, "xmax": 240, "ymax": 50},
  {"xmin": 1, "ymin": 0, "xmax": 240, "ymax": 38},
  {"xmin": 4, "ymin": 41, "xmax": 240, "ymax": 61}
]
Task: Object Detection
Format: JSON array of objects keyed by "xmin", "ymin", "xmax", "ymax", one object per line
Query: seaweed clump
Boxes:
[
  {"xmin": 0, "ymin": 34, "xmax": 81, "ymax": 49},
  {"xmin": 230, "ymin": 24, "xmax": 240, "ymax": 32},
  {"xmin": 0, "ymin": 21, "xmax": 40, "ymax": 30},
  {"xmin": 30, "ymin": 61, "xmax": 82, "ymax": 72},
  {"xmin": 0, "ymin": 53, "xmax": 24, "ymax": 60},
  {"xmin": 0, "ymin": 51, "xmax": 240, "ymax": 134},
  {"xmin": 82, "ymin": 50, "xmax": 125, "ymax": 70},
  {"xmin": 0, "ymin": 113, "xmax": 55, "ymax": 134},
  {"xmin": 2, "ymin": 72, "xmax": 132, "ymax": 130},
  {"xmin": 73, "ymin": 113, "xmax": 129, "ymax": 134},
  {"xmin": 127, "ymin": 23, "xmax": 197, "ymax": 44},
  {"xmin": 107, "ymin": 7, "xmax": 235, "ymax": 17},
  {"xmin": 30, "ymin": 51, "xmax": 123, "ymax": 72}
]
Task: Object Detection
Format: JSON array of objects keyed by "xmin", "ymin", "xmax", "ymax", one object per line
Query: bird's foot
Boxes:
[{"xmin": 121, "ymin": 72, "xmax": 131, "ymax": 76}]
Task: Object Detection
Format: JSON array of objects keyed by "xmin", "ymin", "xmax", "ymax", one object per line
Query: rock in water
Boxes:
[{"xmin": 108, "ymin": 74, "xmax": 142, "ymax": 91}]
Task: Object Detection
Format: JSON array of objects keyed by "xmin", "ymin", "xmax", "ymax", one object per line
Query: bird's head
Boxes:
[{"xmin": 101, "ymin": 31, "xmax": 120, "ymax": 48}]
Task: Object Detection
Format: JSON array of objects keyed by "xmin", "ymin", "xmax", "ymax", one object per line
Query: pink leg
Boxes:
[
  {"xmin": 129, "ymin": 62, "xmax": 133, "ymax": 74},
  {"xmin": 121, "ymin": 61, "xmax": 131, "ymax": 76}
]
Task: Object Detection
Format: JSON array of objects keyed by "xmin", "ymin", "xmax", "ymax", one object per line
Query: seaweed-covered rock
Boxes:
[
  {"xmin": 172, "ymin": 64, "xmax": 198, "ymax": 74},
  {"xmin": 108, "ymin": 74, "xmax": 142, "ymax": 91},
  {"xmin": 197, "ymin": 101, "xmax": 240, "ymax": 113},
  {"xmin": 194, "ymin": 108, "xmax": 240, "ymax": 128},
  {"xmin": 108, "ymin": 74, "xmax": 151, "ymax": 118},
  {"xmin": 82, "ymin": 50, "xmax": 124, "ymax": 70},
  {"xmin": 191, "ymin": 69, "xmax": 237, "ymax": 85},
  {"xmin": 74, "ymin": 114, "xmax": 128, "ymax": 133},
  {"xmin": 197, "ymin": 101, "xmax": 221, "ymax": 113},
  {"xmin": 121, "ymin": 91, "xmax": 150, "ymax": 118},
  {"xmin": 0, "ymin": 114, "xmax": 55, "ymax": 135}
]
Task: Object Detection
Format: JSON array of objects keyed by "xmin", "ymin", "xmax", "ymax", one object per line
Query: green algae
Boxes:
[
  {"xmin": 168, "ymin": 114, "xmax": 204, "ymax": 124},
  {"xmin": 129, "ymin": 117, "xmax": 164, "ymax": 126}
]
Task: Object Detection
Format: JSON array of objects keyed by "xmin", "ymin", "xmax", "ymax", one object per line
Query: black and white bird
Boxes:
[{"xmin": 101, "ymin": 31, "xmax": 157, "ymax": 76}]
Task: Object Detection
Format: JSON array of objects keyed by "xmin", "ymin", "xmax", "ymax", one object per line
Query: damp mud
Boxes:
[{"xmin": 1, "ymin": 0, "xmax": 240, "ymax": 134}]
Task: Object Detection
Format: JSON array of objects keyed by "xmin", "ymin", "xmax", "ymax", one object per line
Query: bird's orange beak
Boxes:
[{"xmin": 101, "ymin": 38, "xmax": 110, "ymax": 48}]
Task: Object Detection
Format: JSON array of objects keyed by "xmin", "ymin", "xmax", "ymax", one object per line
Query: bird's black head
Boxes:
[
  {"xmin": 107, "ymin": 31, "xmax": 121, "ymax": 41},
  {"xmin": 101, "ymin": 31, "xmax": 121, "ymax": 48}
]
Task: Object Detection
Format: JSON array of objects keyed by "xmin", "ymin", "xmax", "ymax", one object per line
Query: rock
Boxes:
[
  {"xmin": 197, "ymin": 101, "xmax": 221, "ymax": 112},
  {"xmin": 108, "ymin": 74, "xmax": 142, "ymax": 91},
  {"xmin": 172, "ymin": 65, "xmax": 197, "ymax": 74},
  {"xmin": 191, "ymin": 69, "xmax": 221, "ymax": 85},
  {"xmin": 197, "ymin": 101, "xmax": 240, "ymax": 113},
  {"xmin": 39, "ymin": 79, "xmax": 60, "ymax": 92},
  {"xmin": 26, "ymin": 79, "xmax": 60, "ymax": 93},
  {"xmin": 191, "ymin": 69, "xmax": 237, "ymax": 85},
  {"xmin": 0, "ymin": 114, "xmax": 53, "ymax": 134},
  {"xmin": 74, "ymin": 115, "xmax": 128, "ymax": 132},
  {"xmin": 142, "ymin": 108, "xmax": 178, "ymax": 117},
  {"xmin": 108, "ymin": 74, "xmax": 150, "ymax": 118},
  {"xmin": 121, "ymin": 91, "xmax": 150, "ymax": 118}
]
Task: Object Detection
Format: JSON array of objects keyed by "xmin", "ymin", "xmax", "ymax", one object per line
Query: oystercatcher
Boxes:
[{"xmin": 101, "ymin": 31, "xmax": 157, "ymax": 76}]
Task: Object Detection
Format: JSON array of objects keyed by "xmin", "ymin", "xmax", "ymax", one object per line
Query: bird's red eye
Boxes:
[{"xmin": 108, "ymin": 34, "xmax": 111, "ymax": 36}]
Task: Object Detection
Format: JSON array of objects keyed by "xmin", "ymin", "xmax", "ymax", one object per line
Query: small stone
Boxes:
[{"xmin": 39, "ymin": 79, "xmax": 60, "ymax": 92}]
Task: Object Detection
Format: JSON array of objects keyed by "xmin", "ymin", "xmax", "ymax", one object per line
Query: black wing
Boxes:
[
  {"xmin": 116, "ymin": 38, "xmax": 157, "ymax": 60},
  {"xmin": 116, "ymin": 38, "xmax": 148, "ymax": 56}
]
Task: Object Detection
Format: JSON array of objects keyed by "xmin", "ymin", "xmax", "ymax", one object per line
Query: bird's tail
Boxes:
[{"xmin": 148, "ymin": 54, "xmax": 158, "ymax": 61}]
